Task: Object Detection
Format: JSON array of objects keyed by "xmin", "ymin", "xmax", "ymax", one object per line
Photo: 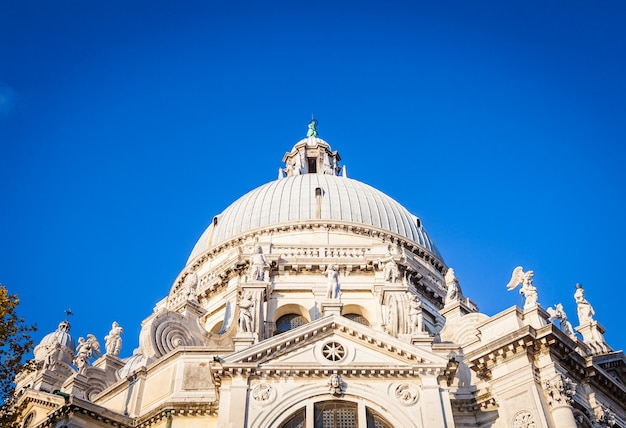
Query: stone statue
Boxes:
[
  {"xmin": 249, "ymin": 245, "xmax": 269, "ymax": 282},
  {"xmin": 547, "ymin": 304, "xmax": 575, "ymax": 337},
  {"xmin": 183, "ymin": 266, "xmax": 198, "ymax": 301},
  {"xmin": 324, "ymin": 264, "xmax": 340, "ymax": 299},
  {"xmin": 444, "ymin": 268, "xmax": 462, "ymax": 304},
  {"xmin": 506, "ymin": 266, "xmax": 539, "ymax": 309},
  {"xmin": 379, "ymin": 251, "xmax": 399, "ymax": 283},
  {"xmin": 574, "ymin": 283, "xmax": 595, "ymax": 324},
  {"xmin": 407, "ymin": 293, "xmax": 424, "ymax": 334},
  {"xmin": 73, "ymin": 334, "xmax": 101, "ymax": 373},
  {"xmin": 238, "ymin": 291, "xmax": 255, "ymax": 333},
  {"xmin": 307, "ymin": 118, "xmax": 318, "ymax": 137},
  {"xmin": 42, "ymin": 343, "xmax": 61, "ymax": 371},
  {"xmin": 87, "ymin": 334, "xmax": 102, "ymax": 358},
  {"xmin": 104, "ymin": 321, "xmax": 123, "ymax": 356}
]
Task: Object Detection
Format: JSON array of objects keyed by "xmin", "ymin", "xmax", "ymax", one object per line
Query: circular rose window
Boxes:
[{"xmin": 322, "ymin": 341, "xmax": 346, "ymax": 362}]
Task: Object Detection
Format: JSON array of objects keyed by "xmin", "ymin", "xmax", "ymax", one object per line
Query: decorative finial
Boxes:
[
  {"xmin": 307, "ymin": 117, "xmax": 318, "ymax": 138},
  {"xmin": 64, "ymin": 308, "xmax": 73, "ymax": 319}
]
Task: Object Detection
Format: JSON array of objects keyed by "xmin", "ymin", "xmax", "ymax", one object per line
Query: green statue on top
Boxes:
[{"xmin": 307, "ymin": 118, "xmax": 318, "ymax": 137}]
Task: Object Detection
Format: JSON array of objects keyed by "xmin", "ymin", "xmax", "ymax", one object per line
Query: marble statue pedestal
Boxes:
[
  {"xmin": 321, "ymin": 300, "xmax": 343, "ymax": 317},
  {"xmin": 233, "ymin": 334, "xmax": 255, "ymax": 352},
  {"xmin": 522, "ymin": 305, "xmax": 549, "ymax": 329},
  {"xmin": 398, "ymin": 333, "xmax": 433, "ymax": 347}
]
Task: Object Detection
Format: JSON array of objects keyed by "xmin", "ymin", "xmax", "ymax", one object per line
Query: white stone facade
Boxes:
[{"xmin": 13, "ymin": 126, "xmax": 626, "ymax": 428}]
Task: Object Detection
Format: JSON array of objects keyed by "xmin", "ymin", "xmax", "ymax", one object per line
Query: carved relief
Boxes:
[
  {"xmin": 328, "ymin": 373, "xmax": 345, "ymax": 396},
  {"xmin": 394, "ymin": 383, "xmax": 419, "ymax": 405},
  {"xmin": 252, "ymin": 383, "xmax": 275, "ymax": 405},
  {"xmin": 513, "ymin": 411, "xmax": 536, "ymax": 428}
]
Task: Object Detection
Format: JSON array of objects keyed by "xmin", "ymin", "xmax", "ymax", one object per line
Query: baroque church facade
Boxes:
[{"xmin": 13, "ymin": 123, "xmax": 626, "ymax": 427}]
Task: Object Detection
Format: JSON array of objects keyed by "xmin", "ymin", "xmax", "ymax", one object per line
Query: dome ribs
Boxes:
[{"xmin": 189, "ymin": 175, "xmax": 443, "ymax": 264}]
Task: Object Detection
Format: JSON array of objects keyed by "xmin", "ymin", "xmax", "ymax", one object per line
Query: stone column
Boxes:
[
  {"xmin": 544, "ymin": 373, "xmax": 577, "ymax": 428},
  {"xmin": 419, "ymin": 375, "xmax": 450, "ymax": 427}
]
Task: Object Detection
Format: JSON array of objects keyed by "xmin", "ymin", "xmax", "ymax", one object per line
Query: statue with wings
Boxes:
[{"xmin": 506, "ymin": 266, "xmax": 539, "ymax": 310}]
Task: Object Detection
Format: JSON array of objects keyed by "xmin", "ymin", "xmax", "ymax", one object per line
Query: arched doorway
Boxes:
[{"xmin": 278, "ymin": 400, "xmax": 392, "ymax": 428}]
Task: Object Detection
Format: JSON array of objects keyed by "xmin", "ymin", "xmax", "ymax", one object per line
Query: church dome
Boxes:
[
  {"xmin": 36, "ymin": 320, "xmax": 75, "ymax": 350},
  {"xmin": 33, "ymin": 320, "xmax": 75, "ymax": 365},
  {"xmin": 187, "ymin": 132, "xmax": 441, "ymax": 263}
]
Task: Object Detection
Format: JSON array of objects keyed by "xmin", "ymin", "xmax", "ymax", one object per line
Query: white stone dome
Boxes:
[
  {"xmin": 188, "ymin": 174, "xmax": 441, "ymax": 262},
  {"xmin": 33, "ymin": 320, "xmax": 75, "ymax": 365},
  {"xmin": 36, "ymin": 320, "xmax": 75, "ymax": 350}
]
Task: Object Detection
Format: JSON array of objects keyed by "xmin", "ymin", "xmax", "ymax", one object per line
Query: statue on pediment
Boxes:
[
  {"xmin": 547, "ymin": 304, "xmax": 575, "ymax": 337},
  {"xmin": 574, "ymin": 283, "xmax": 595, "ymax": 324},
  {"xmin": 73, "ymin": 334, "xmax": 102, "ymax": 373},
  {"xmin": 104, "ymin": 321, "xmax": 123, "ymax": 357},
  {"xmin": 506, "ymin": 266, "xmax": 539, "ymax": 309}
]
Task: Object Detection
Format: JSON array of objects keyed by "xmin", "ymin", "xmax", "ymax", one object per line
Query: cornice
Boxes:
[{"xmin": 185, "ymin": 220, "xmax": 445, "ymax": 276}]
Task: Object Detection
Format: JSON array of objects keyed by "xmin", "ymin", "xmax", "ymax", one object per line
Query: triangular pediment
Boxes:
[{"xmin": 221, "ymin": 315, "xmax": 449, "ymax": 376}]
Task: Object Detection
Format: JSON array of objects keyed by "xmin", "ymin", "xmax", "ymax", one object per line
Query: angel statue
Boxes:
[
  {"xmin": 506, "ymin": 266, "xmax": 539, "ymax": 310},
  {"xmin": 547, "ymin": 303, "xmax": 576, "ymax": 337}
]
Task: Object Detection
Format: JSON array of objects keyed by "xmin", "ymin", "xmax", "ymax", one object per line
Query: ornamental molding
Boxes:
[
  {"xmin": 466, "ymin": 325, "xmax": 587, "ymax": 380},
  {"xmin": 451, "ymin": 396, "xmax": 498, "ymax": 413}
]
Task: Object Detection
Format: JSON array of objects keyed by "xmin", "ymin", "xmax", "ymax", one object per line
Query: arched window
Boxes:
[
  {"xmin": 343, "ymin": 313, "xmax": 370, "ymax": 326},
  {"xmin": 278, "ymin": 401, "xmax": 392, "ymax": 428},
  {"xmin": 275, "ymin": 314, "xmax": 308, "ymax": 334},
  {"xmin": 281, "ymin": 408, "xmax": 305, "ymax": 428}
]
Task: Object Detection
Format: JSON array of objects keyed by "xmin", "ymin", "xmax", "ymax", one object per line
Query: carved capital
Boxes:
[{"xmin": 544, "ymin": 373, "xmax": 576, "ymax": 408}]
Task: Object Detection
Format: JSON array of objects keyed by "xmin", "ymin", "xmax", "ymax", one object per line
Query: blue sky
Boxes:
[{"xmin": 1, "ymin": 1, "xmax": 625, "ymax": 357}]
